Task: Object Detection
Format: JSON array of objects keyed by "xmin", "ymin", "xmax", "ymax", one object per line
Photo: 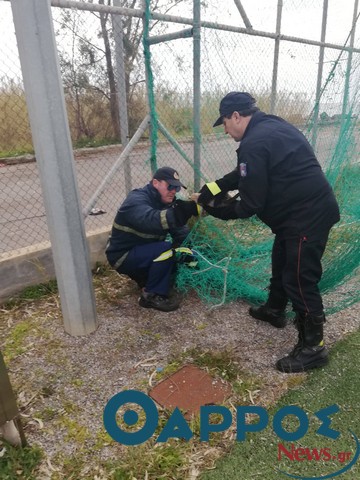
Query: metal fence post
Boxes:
[
  {"xmin": 341, "ymin": 0, "xmax": 359, "ymax": 125},
  {"xmin": 270, "ymin": 0, "xmax": 283, "ymax": 114},
  {"xmin": 112, "ymin": 1, "xmax": 132, "ymax": 194},
  {"xmin": 10, "ymin": 0, "xmax": 98, "ymax": 336},
  {"xmin": 193, "ymin": 0, "xmax": 201, "ymax": 191},
  {"xmin": 311, "ymin": 0, "xmax": 329, "ymax": 148}
]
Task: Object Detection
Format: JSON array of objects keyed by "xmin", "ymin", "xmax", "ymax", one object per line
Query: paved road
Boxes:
[
  {"xmin": 0, "ymin": 137, "xmax": 236, "ymax": 258},
  {"xmin": 0, "ymin": 124, "xmax": 353, "ymax": 259}
]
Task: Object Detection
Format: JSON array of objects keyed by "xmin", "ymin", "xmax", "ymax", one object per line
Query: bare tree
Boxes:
[
  {"xmin": 99, "ymin": 0, "xmax": 121, "ymax": 139},
  {"xmin": 56, "ymin": 0, "xmax": 192, "ymax": 142}
]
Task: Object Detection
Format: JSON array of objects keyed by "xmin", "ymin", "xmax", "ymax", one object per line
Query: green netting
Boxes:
[
  {"xmin": 143, "ymin": 0, "xmax": 360, "ymax": 313},
  {"xmin": 143, "ymin": 0, "xmax": 158, "ymax": 173}
]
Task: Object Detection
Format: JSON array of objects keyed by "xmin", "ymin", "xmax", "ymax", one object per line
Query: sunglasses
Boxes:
[{"xmin": 167, "ymin": 184, "xmax": 181, "ymax": 192}]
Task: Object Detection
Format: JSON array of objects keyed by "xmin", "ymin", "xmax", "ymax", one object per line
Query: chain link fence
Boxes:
[{"xmin": 1, "ymin": 0, "xmax": 359, "ymax": 261}]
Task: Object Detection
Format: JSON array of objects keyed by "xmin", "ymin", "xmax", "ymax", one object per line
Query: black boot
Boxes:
[
  {"xmin": 139, "ymin": 291, "xmax": 180, "ymax": 312},
  {"xmin": 249, "ymin": 304, "xmax": 287, "ymax": 328},
  {"xmin": 276, "ymin": 313, "xmax": 328, "ymax": 373}
]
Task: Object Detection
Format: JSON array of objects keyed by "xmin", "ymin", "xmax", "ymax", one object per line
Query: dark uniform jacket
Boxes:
[
  {"xmin": 219, "ymin": 111, "xmax": 340, "ymax": 237},
  {"xmin": 106, "ymin": 183, "xmax": 189, "ymax": 268}
]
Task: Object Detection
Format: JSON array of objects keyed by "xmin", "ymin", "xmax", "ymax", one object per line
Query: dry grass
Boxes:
[{"xmin": 1, "ymin": 267, "xmax": 359, "ymax": 479}]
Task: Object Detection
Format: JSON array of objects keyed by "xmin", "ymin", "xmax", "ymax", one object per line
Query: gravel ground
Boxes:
[{"xmin": 1, "ymin": 270, "xmax": 360, "ymax": 478}]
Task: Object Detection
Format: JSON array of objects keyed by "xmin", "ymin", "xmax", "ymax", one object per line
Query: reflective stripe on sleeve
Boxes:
[
  {"xmin": 153, "ymin": 249, "xmax": 174, "ymax": 262},
  {"xmin": 174, "ymin": 247, "xmax": 193, "ymax": 255},
  {"xmin": 206, "ymin": 181, "xmax": 221, "ymax": 195},
  {"xmin": 113, "ymin": 252, "xmax": 129, "ymax": 270},
  {"xmin": 113, "ymin": 222, "xmax": 164, "ymax": 240},
  {"xmin": 160, "ymin": 210, "xmax": 169, "ymax": 229}
]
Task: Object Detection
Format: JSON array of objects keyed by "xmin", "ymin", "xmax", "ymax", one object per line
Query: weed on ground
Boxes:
[{"xmin": 0, "ymin": 267, "xmax": 360, "ymax": 479}]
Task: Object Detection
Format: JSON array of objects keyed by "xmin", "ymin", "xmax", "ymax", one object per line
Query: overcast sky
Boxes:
[
  {"xmin": 2, "ymin": 1, "xmax": 359, "ymax": 49},
  {"xmin": 158, "ymin": 0, "xmax": 359, "ymax": 45},
  {"xmin": 1, "ymin": 0, "xmax": 360, "ymax": 112}
]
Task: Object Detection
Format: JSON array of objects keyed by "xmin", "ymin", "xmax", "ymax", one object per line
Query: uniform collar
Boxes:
[{"xmin": 242, "ymin": 110, "xmax": 266, "ymax": 139}]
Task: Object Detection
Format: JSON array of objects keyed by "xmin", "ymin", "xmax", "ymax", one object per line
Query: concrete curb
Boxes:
[
  {"xmin": 0, "ymin": 227, "xmax": 110, "ymax": 303},
  {"xmin": 0, "ymin": 135, "xmax": 219, "ymax": 166},
  {"xmin": 0, "ymin": 145, "xmax": 124, "ymax": 166}
]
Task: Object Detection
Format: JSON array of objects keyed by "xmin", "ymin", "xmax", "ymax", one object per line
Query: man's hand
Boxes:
[
  {"xmin": 190, "ymin": 192, "xmax": 201, "ymax": 203},
  {"xmin": 202, "ymin": 202, "xmax": 239, "ymax": 220},
  {"xmin": 197, "ymin": 182, "xmax": 222, "ymax": 205},
  {"xmin": 172, "ymin": 199, "xmax": 199, "ymax": 226},
  {"xmin": 197, "ymin": 171, "xmax": 239, "ymax": 205}
]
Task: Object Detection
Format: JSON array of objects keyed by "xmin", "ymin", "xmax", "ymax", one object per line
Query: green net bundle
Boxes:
[
  {"xmin": 176, "ymin": 217, "xmax": 273, "ymax": 307},
  {"xmin": 176, "ymin": 110, "xmax": 360, "ymax": 312},
  {"xmin": 176, "ymin": 111, "xmax": 360, "ymax": 312},
  {"xmin": 142, "ymin": 0, "xmax": 360, "ymax": 313},
  {"xmin": 175, "ymin": 79, "xmax": 360, "ymax": 313},
  {"xmin": 176, "ymin": 213, "xmax": 360, "ymax": 313}
]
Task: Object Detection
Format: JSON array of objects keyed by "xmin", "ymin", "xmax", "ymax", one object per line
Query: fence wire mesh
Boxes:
[{"xmin": 0, "ymin": 0, "xmax": 359, "ymax": 280}]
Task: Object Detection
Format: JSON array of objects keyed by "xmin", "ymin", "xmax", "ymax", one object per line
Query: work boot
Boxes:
[
  {"xmin": 139, "ymin": 291, "xmax": 180, "ymax": 312},
  {"xmin": 249, "ymin": 304, "xmax": 287, "ymax": 328},
  {"xmin": 276, "ymin": 313, "xmax": 328, "ymax": 373}
]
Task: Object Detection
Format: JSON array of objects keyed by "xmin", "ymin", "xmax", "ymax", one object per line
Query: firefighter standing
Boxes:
[{"xmin": 196, "ymin": 92, "xmax": 340, "ymax": 373}]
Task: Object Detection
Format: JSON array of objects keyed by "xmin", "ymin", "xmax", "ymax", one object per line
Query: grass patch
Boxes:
[
  {"xmin": 107, "ymin": 442, "xmax": 187, "ymax": 480},
  {"xmin": 92, "ymin": 265, "xmax": 138, "ymax": 306},
  {"xmin": 200, "ymin": 330, "xmax": 360, "ymax": 480},
  {"xmin": 3, "ymin": 280, "xmax": 58, "ymax": 309},
  {"xmin": 0, "ymin": 280, "xmax": 60, "ymax": 363},
  {"xmin": 0, "ymin": 442, "xmax": 42, "ymax": 480},
  {"xmin": 73, "ymin": 137, "xmax": 119, "ymax": 150},
  {"xmin": 1, "ymin": 270, "xmax": 358, "ymax": 479},
  {"xmin": 0, "ymin": 148, "xmax": 34, "ymax": 159},
  {"xmin": 2, "ymin": 319, "xmax": 39, "ymax": 362},
  {"xmin": 17, "ymin": 281, "xmax": 58, "ymax": 300},
  {"xmin": 154, "ymin": 347, "xmax": 261, "ymax": 394}
]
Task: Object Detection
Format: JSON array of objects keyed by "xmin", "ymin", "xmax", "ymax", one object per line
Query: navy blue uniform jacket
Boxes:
[
  {"xmin": 220, "ymin": 111, "xmax": 340, "ymax": 237},
  {"xmin": 106, "ymin": 183, "xmax": 189, "ymax": 267}
]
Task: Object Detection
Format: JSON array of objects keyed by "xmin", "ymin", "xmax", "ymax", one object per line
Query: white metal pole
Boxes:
[
  {"xmin": 112, "ymin": 0, "xmax": 132, "ymax": 194},
  {"xmin": 193, "ymin": 0, "xmax": 201, "ymax": 191},
  {"xmin": 341, "ymin": 0, "xmax": 359, "ymax": 122},
  {"xmin": 10, "ymin": 0, "xmax": 98, "ymax": 336},
  {"xmin": 270, "ymin": 0, "xmax": 283, "ymax": 114},
  {"xmin": 311, "ymin": 0, "xmax": 328, "ymax": 148}
]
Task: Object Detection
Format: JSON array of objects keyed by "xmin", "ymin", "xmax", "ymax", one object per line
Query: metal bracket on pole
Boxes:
[
  {"xmin": 147, "ymin": 27, "xmax": 193, "ymax": 45},
  {"xmin": 158, "ymin": 120, "xmax": 207, "ymax": 183},
  {"xmin": 234, "ymin": 0, "xmax": 253, "ymax": 29}
]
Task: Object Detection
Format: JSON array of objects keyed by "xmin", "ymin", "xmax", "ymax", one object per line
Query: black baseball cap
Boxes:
[
  {"xmin": 213, "ymin": 91, "xmax": 257, "ymax": 127},
  {"xmin": 153, "ymin": 167, "xmax": 187, "ymax": 189}
]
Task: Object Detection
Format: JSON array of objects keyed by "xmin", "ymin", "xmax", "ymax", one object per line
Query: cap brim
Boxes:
[
  {"xmin": 169, "ymin": 180, "xmax": 187, "ymax": 190},
  {"xmin": 213, "ymin": 116, "xmax": 223, "ymax": 127}
]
